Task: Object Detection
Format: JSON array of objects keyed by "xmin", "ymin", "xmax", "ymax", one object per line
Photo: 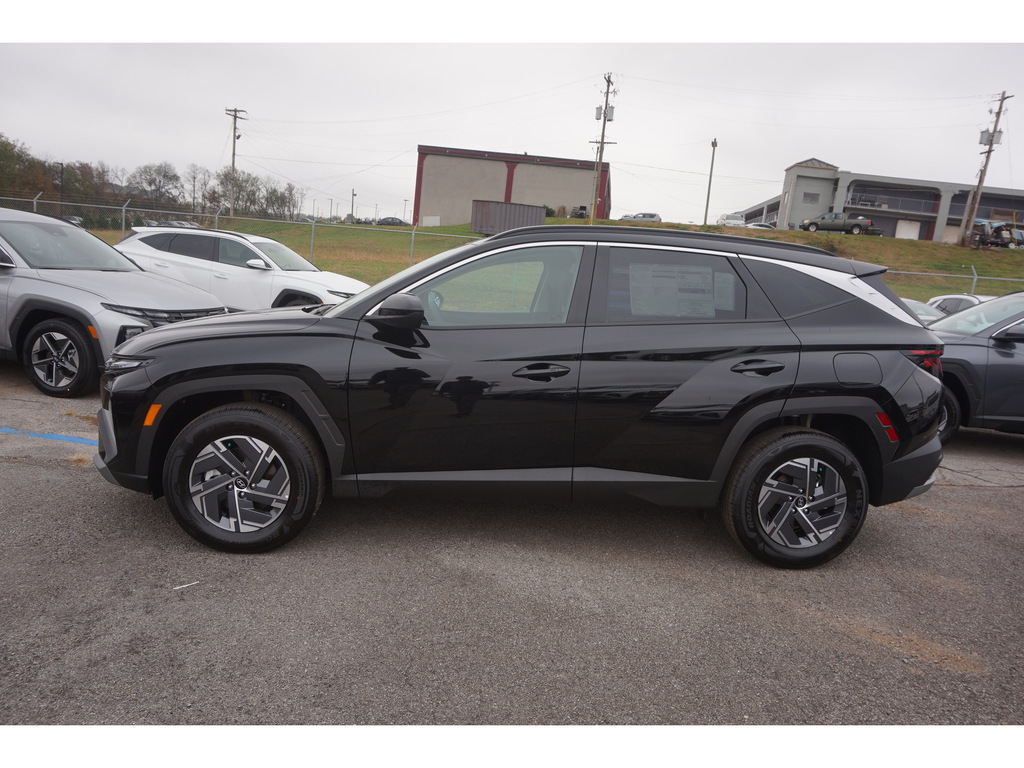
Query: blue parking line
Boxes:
[{"xmin": 0, "ymin": 427, "xmax": 98, "ymax": 447}]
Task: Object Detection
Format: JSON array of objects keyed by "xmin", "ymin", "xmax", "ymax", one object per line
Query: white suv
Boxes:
[{"xmin": 117, "ymin": 228, "xmax": 369, "ymax": 312}]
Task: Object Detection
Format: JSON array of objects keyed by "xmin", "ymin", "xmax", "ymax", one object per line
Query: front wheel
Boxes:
[
  {"xmin": 22, "ymin": 318, "xmax": 99, "ymax": 397},
  {"xmin": 720, "ymin": 429, "xmax": 868, "ymax": 568},
  {"xmin": 807, "ymin": 223, "xmax": 818, "ymax": 232},
  {"xmin": 162, "ymin": 404, "xmax": 326, "ymax": 552}
]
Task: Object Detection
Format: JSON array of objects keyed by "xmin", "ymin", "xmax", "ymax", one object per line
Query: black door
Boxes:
[
  {"xmin": 574, "ymin": 244, "xmax": 799, "ymax": 506},
  {"xmin": 347, "ymin": 243, "xmax": 593, "ymax": 495}
]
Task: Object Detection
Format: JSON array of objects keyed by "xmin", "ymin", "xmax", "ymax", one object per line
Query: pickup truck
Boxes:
[{"xmin": 799, "ymin": 212, "xmax": 873, "ymax": 234}]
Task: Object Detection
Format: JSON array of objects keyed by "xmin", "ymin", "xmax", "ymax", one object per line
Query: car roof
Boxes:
[
  {"xmin": 0, "ymin": 207, "xmax": 76, "ymax": 225},
  {"xmin": 487, "ymin": 224, "xmax": 884, "ymax": 276},
  {"xmin": 130, "ymin": 226, "xmax": 274, "ymax": 244}
]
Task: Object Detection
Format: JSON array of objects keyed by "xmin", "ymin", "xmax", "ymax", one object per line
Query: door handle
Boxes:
[
  {"xmin": 512, "ymin": 363, "xmax": 571, "ymax": 382},
  {"xmin": 730, "ymin": 360, "xmax": 785, "ymax": 377}
]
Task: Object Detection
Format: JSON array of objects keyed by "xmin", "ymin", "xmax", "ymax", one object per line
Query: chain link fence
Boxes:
[
  {"xmin": 0, "ymin": 195, "xmax": 479, "ymax": 286},
  {"xmin": 3, "ymin": 193, "xmax": 1022, "ymax": 296}
]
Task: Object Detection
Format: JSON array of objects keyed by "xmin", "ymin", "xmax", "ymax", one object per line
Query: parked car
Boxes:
[
  {"xmin": 799, "ymin": 213, "xmax": 873, "ymax": 234},
  {"xmin": 746, "ymin": 223, "xmax": 775, "ymax": 230},
  {"xmin": 928, "ymin": 292, "xmax": 1024, "ymax": 444},
  {"xmin": 95, "ymin": 225, "xmax": 944, "ymax": 568},
  {"xmin": 716, "ymin": 214, "xmax": 745, "ymax": 227},
  {"xmin": 116, "ymin": 227, "xmax": 369, "ymax": 311},
  {"xmin": 900, "ymin": 298, "xmax": 945, "ymax": 324},
  {"xmin": 624, "ymin": 213, "xmax": 661, "ymax": 223},
  {"xmin": 61, "ymin": 216, "xmax": 84, "ymax": 227},
  {"xmin": 0, "ymin": 208, "xmax": 227, "ymax": 397},
  {"xmin": 377, "ymin": 217, "xmax": 409, "ymax": 226},
  {"xmin": 927, "ymin": 293, "xmax": 996, "ymax": 316}
]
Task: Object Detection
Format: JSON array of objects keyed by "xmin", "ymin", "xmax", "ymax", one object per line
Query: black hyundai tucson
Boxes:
[{"xmin": 94, "ymin": 226, "xmax": 944, "ymax": 568}]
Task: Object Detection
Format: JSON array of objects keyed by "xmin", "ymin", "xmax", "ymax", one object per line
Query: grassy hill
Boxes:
[{"xmin": 98, "ymin": 218, "xmax": 1024, "ymax": 300}]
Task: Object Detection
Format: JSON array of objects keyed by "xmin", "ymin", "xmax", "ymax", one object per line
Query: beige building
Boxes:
[{"xmin": 413, "ymin": 145, "xmax": 611, "ymax": 226}]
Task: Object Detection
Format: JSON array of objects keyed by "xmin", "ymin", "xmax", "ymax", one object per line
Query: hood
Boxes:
[
  {"xmin": 287, "ymin": 269, "xmax": 369, "ymax": 295},
  {"xmin": 38, "ymin": 269, "xmax": 223, "ymax": 309},
  {"xmin": 113, "ymin": 306, "xmax": 323, "ymax": 355}
]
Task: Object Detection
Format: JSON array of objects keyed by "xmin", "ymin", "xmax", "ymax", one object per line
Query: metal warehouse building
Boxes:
[
  {"xmin": 740, "ymin": 158, "xmax": 1024, "ymax": 242},
  {"xmin": 413, "ymin": 145, "xmax": 611, "ymax": 226}
]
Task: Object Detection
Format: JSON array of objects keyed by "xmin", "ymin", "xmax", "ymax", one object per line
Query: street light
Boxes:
[{"xmin": 703, "ymin": 138, "xmax": 717, "ymax": 226}]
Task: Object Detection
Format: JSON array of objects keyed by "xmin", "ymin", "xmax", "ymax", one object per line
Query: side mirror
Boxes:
[
  {"xmin": 369, "ymin": 293, "xmax": 425, "ymax": 329},
  {"xmin": 245, "ymin": 258, "xmax": 272, "ymax": 270},
  {"xmin": 992, "ymin": 324, "xmax": 1024, "ymax": 343}
]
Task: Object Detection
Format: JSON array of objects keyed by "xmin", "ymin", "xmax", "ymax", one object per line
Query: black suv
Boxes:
[{"xmin": 94, "ymin": 226, "xmax": 944, "ymax": 567}]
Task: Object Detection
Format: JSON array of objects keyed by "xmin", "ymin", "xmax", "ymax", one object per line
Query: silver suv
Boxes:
[
  {"xmin": 0, "ymin": 208, "xmax": 227, "ymax": 397},
  {"xmin": 116, "ymin": 227, "xmax": 369, "ymax": 311}
]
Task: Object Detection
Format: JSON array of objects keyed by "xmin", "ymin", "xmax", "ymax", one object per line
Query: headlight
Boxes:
[
  {"xmin": 101, "ymin": 303, "xmax": 227, "ymax": 325},
  {"xmin": 104, "ymin": 354, "xmax": 153, "ymax": 374}
]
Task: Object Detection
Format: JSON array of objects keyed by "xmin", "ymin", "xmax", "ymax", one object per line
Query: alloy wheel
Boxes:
[
  {"xmin": 757, "ymin": 457, "xmax": 848, "ymax": 548},
  {"xmin": 187, "ymin": 435, "xmax": 291, "ymax": 533}
]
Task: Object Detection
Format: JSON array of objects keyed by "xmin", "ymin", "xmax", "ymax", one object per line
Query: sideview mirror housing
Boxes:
[{"xmin": 369, "ymin": 293, "xmax": 425, "ymax": 329}]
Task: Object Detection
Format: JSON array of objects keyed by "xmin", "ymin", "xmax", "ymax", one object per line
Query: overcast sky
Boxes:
[{"xmin": 4, "ymin": 5, "xmax": 1024, "ymax": 224}]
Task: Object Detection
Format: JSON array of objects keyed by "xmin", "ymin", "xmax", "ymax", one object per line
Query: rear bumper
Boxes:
[{"xmin": 876, "ymin": 435, "xmax": 942, "ymax": 506}]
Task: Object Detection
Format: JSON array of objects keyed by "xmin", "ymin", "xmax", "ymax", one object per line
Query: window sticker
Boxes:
[{"xmin": 629, "ymin": 263, "xmax": 715, "ymax": 318}]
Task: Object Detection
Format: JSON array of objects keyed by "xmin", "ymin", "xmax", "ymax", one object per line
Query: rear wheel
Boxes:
[
  {"xmin": 162, "ymin": 404, "xmax": 325, "ymax": 552},
  {"xmin": 850, "ymin": 224, "xmax": 863, "ymax": 235},
  {"xmin": 937, "ymin": 386, "xmax": 961, "ymax": 445},
  {"xmin": 721, "ymin": 429, "xmax": 868, "ymax": 568},
  {"xmin": 22, "ymin": 318, "xmax": 98, "ymax": 397}
]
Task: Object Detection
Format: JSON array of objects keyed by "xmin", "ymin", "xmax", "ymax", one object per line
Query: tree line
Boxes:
[{"xmin": 0, "ymin": 133, "xmax": 307, "ymax": 219}]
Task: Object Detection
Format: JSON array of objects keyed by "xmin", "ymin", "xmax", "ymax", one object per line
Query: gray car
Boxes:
[{"xmin": 0, "ymin": 208, "xmax": 227, "ymax": 397}]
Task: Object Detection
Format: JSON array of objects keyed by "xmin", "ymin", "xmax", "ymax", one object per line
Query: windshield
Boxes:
[
  {"xmin": 253, "ymin": 240, "xmax": 319, "ymax": 272},
  {"xmin": 929, "ymin": 293, "xmax": 1024, "ymax": 334},
  {"xmin": 0, "ymin": 220, "xmax": 137, "ymax": 270}
]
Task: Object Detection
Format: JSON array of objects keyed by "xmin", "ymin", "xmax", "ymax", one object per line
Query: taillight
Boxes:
[{"xmin": 902, "ymin": 348, "xmax": 943, "ymax": 377}]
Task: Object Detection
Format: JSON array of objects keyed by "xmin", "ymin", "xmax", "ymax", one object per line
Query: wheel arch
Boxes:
[
  {"xmin": 139, "ymin": 374, "xmax": 346, "ymax": 498},
  {"xmin": 272, "ymin": 290, "xmax": 322, "ymax": 308},
  {"xmin": 11, "ymin": 300, "xmax": 104, "ymax": 367},
  {"xmin": 710, "ymin": 399, "xmax": 888, "ymax": 506}
]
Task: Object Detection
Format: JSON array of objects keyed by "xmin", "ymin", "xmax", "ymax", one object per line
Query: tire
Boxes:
[
  {"xmin": 807, "ymin": 223, "xmax": 818, "ymax": 232},
  {"xmin": 22, "ymin": 318, "xmax": 99, "ymax": 397},
  {"xmin": 720, "ymin": 428, "xmax": 868, "ymax": 568},
  {"xmin": 850, "ymin": 224, "xmax": 862, "ymax": 235},
  {"xmin": 937, "ymin": 386, "xmax": 961, "ymax": 445},
  {"xmin": 162, "ymin": 403, "xmax": 326, "ymax": 553}
]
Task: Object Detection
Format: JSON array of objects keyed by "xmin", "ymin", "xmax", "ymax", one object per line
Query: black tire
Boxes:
[
  {"xmin": 807, "ymin": 223, "xmax": 818, "ymax": 232},
  {"xmin": 850, "ymin": 224, "xmax": 863, "ymax": 235},
  {"xmin": 21, "ymin": 318, "xmax": 99, "ymax": 397},
  {"xmin": 720, "ymin": 428, "xmax": 868, "ymax": 568},
  {"xmin": 937, "ymin": 386, "xmax": 962, "ymax": 445},
  {"xmin": 162, "ymin": 403, "xmax": 326, "ymax": 553}
]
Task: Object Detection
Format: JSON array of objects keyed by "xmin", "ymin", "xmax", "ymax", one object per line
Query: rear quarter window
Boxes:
[{"xmin": 743, "ymin": 258, "xmax": 853, "ymax": 318}]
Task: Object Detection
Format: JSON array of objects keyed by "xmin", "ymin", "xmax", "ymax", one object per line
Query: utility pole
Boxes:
[
  {"xmin": 703, "ymin": 139, "xmax": 718, "ymax": 226},
  {"xmin": 350, "ymin": 189, "xmax": 357, "ymax": 221},
  {"xmin": 589, "ymin": 73, "xmax": 616, "ymax": 224},
  {"xmin": 960, "ymin": 91, "xmax": 1012, "ymax": 246},
  {"xmin": 225, "ymin": 107, "xmax": 248, "ymax": 217}
]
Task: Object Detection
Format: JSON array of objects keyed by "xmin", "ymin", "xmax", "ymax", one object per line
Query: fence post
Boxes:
[
  {"xmin": 409, "ymin": 226, "xmax": 417, "ymax": 266},
  {"xmin": 33, "ymin": 192, "xmax": 42, "ymax": 212},
  {"xmin": 121, "ymin": 200, "xmax": 131, "ymax": 238},
  {"xmin": 971, "ymin": 265, "xmax": 979, "ymax": 294},
  {"xmin": 309, "ymin": 221, "xmax": 316, "ymax": 262}
]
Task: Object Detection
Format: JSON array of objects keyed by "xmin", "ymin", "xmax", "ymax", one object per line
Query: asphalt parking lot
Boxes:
[{"xmin": 1, "ymin": 359, "xmax": 1022, "ymax": 725}]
